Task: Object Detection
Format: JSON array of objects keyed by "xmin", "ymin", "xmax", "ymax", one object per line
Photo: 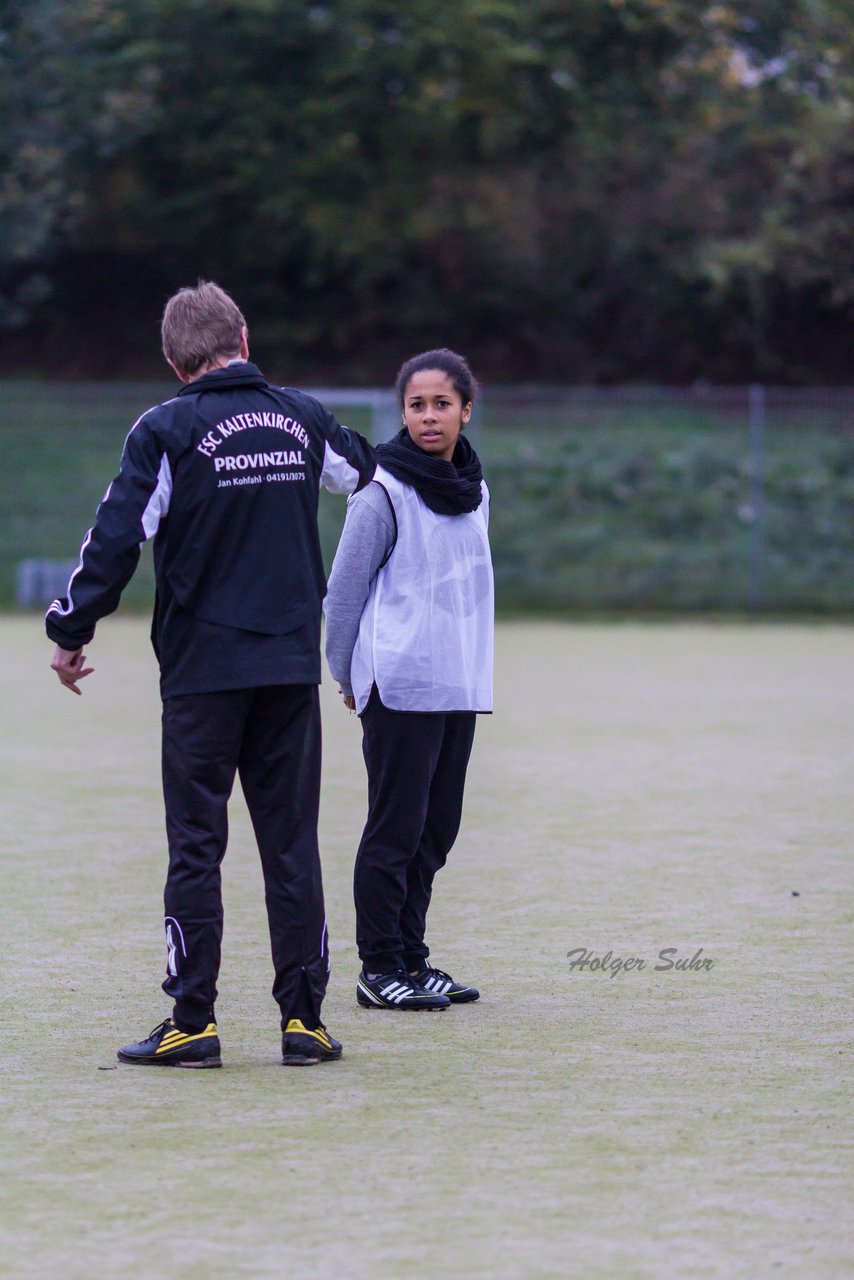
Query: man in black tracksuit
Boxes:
[{"xmin": 46, "ymin": 281, "xmax": 374, "ymax": 1067}]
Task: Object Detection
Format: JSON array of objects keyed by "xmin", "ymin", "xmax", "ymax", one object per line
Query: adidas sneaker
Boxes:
[
  {"xmin": 117, "ymin": 1017, "xmax": 221, "ymax": 1068},
  {"xmin": 356, "ymin": 969, "xmax": 450, "ymax": 1011},
  {"xmin": 413, "ymin": 964, "xmax": 480, "ymax": 1004}
]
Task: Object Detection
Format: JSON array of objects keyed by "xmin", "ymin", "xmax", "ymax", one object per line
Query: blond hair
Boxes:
[{"xmin": 161, "ymin": 281, "xmax": 246, "ymax": 376}]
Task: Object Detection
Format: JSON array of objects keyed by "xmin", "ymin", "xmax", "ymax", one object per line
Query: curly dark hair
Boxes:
[{"xmin": 395, "ymin": 348, "xmax": 479, "ymax": 409}]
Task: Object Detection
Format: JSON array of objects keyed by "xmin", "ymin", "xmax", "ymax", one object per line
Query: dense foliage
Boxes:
[{"xmin": 1, "ymin": 0, "xmax": 852, "ymax": 380}]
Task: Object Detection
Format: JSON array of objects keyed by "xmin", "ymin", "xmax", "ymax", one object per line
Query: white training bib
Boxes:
[{"xmin": 350, "ymin": 467, "xmax": 494, "ymax": 714}]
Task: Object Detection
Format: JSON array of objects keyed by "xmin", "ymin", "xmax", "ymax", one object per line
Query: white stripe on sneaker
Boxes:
[
  {"xmin": 358, "ymin": 980, "xmax": 385, "ymax": 1006},
  {"xmin": 380, "ymin": 981, "xmax": 415, "ymax": 1003},
  {"xmin": 424, "ymin": 975, "xmax": 452, "ymax": 994}
]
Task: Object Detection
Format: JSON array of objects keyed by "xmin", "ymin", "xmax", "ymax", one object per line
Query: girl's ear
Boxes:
[{"xmin": 462, "ymin": 401, "xmax": 473, "ymax": 424}]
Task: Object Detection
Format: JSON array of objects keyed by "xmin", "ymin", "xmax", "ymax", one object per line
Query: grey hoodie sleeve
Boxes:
[{"xmin": 324, "ymin": 482, "xmax": 396, "ymax": 696}]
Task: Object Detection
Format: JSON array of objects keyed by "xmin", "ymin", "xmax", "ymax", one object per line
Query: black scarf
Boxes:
[{"xmin": 375, "ymin": 429, "xmax": 483, "ymax": 515}]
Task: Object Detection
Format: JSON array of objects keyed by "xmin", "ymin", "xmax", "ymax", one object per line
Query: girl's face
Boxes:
[{"xmin": 402, "ymin": 369, "xmax": 471, "ymax": 462}]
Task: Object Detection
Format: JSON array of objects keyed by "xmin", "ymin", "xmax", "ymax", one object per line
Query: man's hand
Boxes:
[
  {"xmin": 51, "ymin": 645, "xmax": 94, "ymax": 695},
  {"xmin": 342, "ymin": 693, "xmax": 356, "ymax": 712}
]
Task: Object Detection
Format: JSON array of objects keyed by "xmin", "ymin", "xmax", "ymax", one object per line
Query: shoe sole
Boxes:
[
  {"xmin": 281, "ymin": 1052, "xmax": 342, "ymax": 1066},
  {"xmin": 117, "ymin": 1053, "xmax": 222, "ymax": 1068},
  {"xmin": 356, "ymin": 994, "xmax": 449, "ymax": 1012},
  {"xmin": 445, "ymin": 991, "xmax": 480, "ymax": 1004}
]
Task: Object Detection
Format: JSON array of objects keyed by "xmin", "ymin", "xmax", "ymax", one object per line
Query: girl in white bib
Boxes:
[{"xmin": 325, "ymin": 349, "xmax": 494, "ymax": 1011}]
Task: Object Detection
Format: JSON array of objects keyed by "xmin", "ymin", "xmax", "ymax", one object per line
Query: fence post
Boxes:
[
  {"xmin": 748, "ymin": 383, "xmax": 765, "ymax": 611},
  {"xmin": 371, "ymin": 390, "xmax": 400, "ymax": 444}
]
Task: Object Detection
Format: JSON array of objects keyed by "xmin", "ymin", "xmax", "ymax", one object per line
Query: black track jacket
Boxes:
[{"xmin": 45, "ymin": 363, "xmax": 375, "ymax": 696}]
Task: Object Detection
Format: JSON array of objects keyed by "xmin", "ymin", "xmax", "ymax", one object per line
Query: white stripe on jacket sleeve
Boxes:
[
  {"xmin": 141, "ymin": 454, "xmax": 173, "ymax": 539},
  {"xmin": 45, "ymin": 528, "xmax": 94, "ymax": 619},
  {"xmin": 320, "ymin": 440, "xmax": 361, "ymax": 495}
]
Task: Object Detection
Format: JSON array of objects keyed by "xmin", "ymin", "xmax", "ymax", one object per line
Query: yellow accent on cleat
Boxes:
[
  {"xmin": 283, "ymin": 1019, "xmax": 332, "ymax": 1050},
  {"xmin": 155, "ymin": 1022, "xmax": 218, "ymax": 1055}
]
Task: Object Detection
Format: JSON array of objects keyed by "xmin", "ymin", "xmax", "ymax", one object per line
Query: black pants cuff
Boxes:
[{"xmin": 173, "ymin": 1004, "xmax": 215, "ymax": 1033}]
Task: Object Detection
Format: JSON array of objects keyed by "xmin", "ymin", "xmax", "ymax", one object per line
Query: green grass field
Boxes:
[{"xmin": 2, "ymin": 618, "xmax": 851, "ymax": 1279}]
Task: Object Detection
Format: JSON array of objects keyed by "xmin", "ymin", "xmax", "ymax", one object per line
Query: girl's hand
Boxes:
[{"xmin": 342, "ymin": 694, "xmax": 356, "ymax": 712}]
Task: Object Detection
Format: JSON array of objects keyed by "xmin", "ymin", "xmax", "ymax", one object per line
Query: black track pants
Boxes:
[
  {"xmin": 160, "ymin": 685, "xmax": 328, "ymax": 1030},
  {"xmin": 354, "ymin": 688, "xmax": 476, "ymax": 974}
]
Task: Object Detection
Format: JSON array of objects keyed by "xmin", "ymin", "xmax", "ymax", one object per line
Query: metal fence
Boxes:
[
  {"xmin": 4, "ymin": 381, "xmax": 853, "ymax": 613},
  {"xmin": 476, "ymin": 384, "xmax": 854, "ymax": 613}
]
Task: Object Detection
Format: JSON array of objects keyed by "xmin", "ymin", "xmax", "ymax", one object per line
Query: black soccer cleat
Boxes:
[
  {"xmin": 412, "ymin": 964, "xmax": 480, "ymax": 1004},
  {"xmin": 281, "ymin": 1019, "xmax": 343, "ymax": 1065},
  {"xmin": 356, "ymin": 969, "xmax": 451, "ymax": 1011},
  {"xmin": 117, "ymin": 1018, "xmax": 222, "ymax": 1068}
]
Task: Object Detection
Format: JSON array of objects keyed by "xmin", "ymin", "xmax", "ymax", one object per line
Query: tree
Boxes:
[{"xmin": 1, "ymin": 0, "xmax": 852, "ymax": 380}]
